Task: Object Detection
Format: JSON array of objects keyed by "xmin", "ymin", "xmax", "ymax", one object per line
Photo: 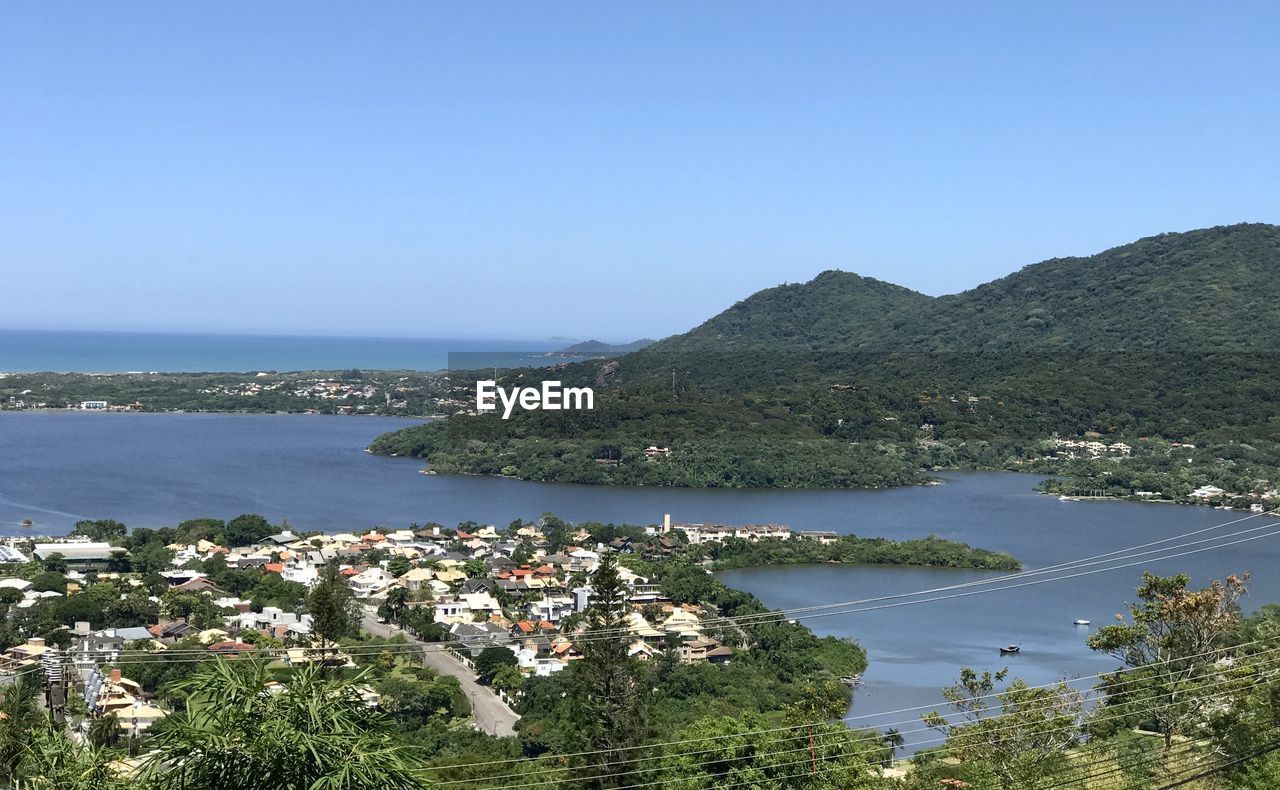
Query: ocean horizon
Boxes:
[{"xmin": 0, "ymin": 329, "xmax": 565, "ymax": 373}]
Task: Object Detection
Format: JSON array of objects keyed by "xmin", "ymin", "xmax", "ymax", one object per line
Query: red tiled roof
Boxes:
[
  {"xmin": 206, "ymin": 641, "xmax": 255, "ymax": 653},
  {"xmin": 515, "ymin": 621, "xmax": 534, "ymax": 633},
  {"xmin": 264, "ymin": 563, "xmax": 285, "ymax": 573},
  {"xmin": 340, "ymin": 568, "xmax": 359, "ymax": 577}
]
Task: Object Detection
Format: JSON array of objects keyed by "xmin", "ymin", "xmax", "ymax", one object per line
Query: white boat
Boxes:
[{"xmin": 1074, "ymin": 619, "xmax": 1091, "ymax": 626}]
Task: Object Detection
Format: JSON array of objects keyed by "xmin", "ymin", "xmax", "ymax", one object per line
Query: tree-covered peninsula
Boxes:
[{"xmin": 370, "ymin": 223, "xmax": 1280, "ymax": 496}]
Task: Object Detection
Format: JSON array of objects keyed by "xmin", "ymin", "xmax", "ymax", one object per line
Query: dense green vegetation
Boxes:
[
  {"xmin": 703, "ymin": 534, "xmax": 1021, "ymax": 571},
  {"xmin": 658, "ymin": 223, "xmax": 1280, "ymax": 353},
  {"xmin": 1032, "ymin": 438, "xmax": 1280, "ymax": 506},
  {"xmin": 558, "ymin": 338, "xmax": 656, "ymax": 355},
  {"xmin": 371, "ymin": 224, "xmax": 1280, "ymax": 492},
  {"xmin": 0, "ymin": 368, "xmax": 447, "ymax": 415}
]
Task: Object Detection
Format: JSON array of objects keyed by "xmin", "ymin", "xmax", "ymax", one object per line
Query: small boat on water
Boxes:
[
  {"xmin": 19, "ymin": 519, "xmax": 33, "ymax": 528},
  {"xmin": 839, "ymin": 674, "xmax": 862, "ymax": 688},
  {"xmin": 999, "ymin": 644, "xmax": 1021, "ymax": 654},
  {"xmin": 1074, "ymin": 619, "xmax": 1091, "ymax": 626}
]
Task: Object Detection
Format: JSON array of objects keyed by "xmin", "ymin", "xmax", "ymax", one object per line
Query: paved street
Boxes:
[{"xmin": 362, "ymin": 615, "xmax": 519, "ymax": 737}]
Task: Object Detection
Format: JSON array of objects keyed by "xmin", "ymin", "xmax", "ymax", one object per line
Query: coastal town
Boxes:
[
  {"xmin": 0, "ymin": 514, "xmax": 859, "ymax": 747},
  {"xmin": 0, "ymin": 370, "xmax": 456, "ymax": 416}
]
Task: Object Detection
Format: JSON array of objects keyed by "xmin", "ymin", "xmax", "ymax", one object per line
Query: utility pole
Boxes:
[{"xmin": 41, "ymin": 646, "xmax": 66, "ymax": 724}]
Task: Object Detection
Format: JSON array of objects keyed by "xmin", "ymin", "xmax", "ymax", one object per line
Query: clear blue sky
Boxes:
[{"xmin": 3, "ymin": 2, "xmax": 1278, "ymax": 341}]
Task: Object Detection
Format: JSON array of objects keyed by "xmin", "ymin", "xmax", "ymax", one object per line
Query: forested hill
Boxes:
[
  {"xmin": 558, "ymin": 338, "xmax": 655, "ymax": 354},
  {"xmin": 654, "ymin": 223, "xmax": 1280, "ymax": 353},
  {"xmin": 369, "ymin": 223, "xmax": 1280, "ymax": 490},
  {"xmin": 654, "ymin": 271, "xmax": 933, "ymax": 352}
]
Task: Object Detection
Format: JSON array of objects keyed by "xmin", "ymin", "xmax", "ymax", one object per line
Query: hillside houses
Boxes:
[
  {"xmin": 672, "ymin": 522, "xmax": 792, "ymax": 545},
  {"xmin": 10, "ymin": 512, "xmax": 765, "ymax": 741}
]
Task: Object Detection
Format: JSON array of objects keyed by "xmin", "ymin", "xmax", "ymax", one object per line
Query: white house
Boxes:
[
  {"xmin": 433, "ymin": 597, "xmax": 471, "ymax": 624},
  {"xmin": 526, "ymin": 593, "xmax": 576, "ymax": 623},
  {"xmin": 1190, "ymin": 485, "xmax": 1228, "ymax": 500},
  {"xmin": 348, "ymin": 568, "xmax": 395, "ymax": 598}
]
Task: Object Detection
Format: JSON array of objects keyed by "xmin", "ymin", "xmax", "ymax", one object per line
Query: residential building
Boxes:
[
  {"xmin": 32, "ymin": 542, "xmax": 120, "ymax": 568},
  {"xmin": 0, "ymin": 637, "xmax": 50, "ymax": 674},
  {"xmin": 797, "ymin": 531, "xmax": 840, "ymax": 544}
]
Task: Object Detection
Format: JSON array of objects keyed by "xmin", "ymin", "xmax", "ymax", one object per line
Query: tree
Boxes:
[
  {"xmin": 387, "ymin": 556, "xmax": 411, "ymax": 578},
  {"xmin": 384, "ymin": 586, "xmax": 410, "ymax": 624},
  {"xmin": 647, "ymin": 710, "xmax": 875, "ymax": 790},
  {"xmin": 30, "ymin": 572, "xmax": 67, "ymax": 593},
  {"xmin": 474, "ymin": 647, "xmax": 518, "ymax": 685},
  {"xmin": 17, "ymin": 724, "xmax": 124, "ymax": 790},
  {"xmin": 781, "ymin": 680, "xmax": 869, "ymax": 782},
  {"xmin": 131, "ymin": 542, "xmax": 174, "ymax": 576},
  {"xmin": 491, "ymin": 664, "xmax": 525, "ymax": 695},
  {"xmin": 1087, "ymin": 571, "xmax": 1248, "ymax": 748},
  {"xmin": 574, "ymin": 552, "xmax": 647, "ymax": 789},
  {"xmin": 144, "ymin": 660, "xmax": 427, "ymax": 789},
  {"xmin": 225, "ymin": 514, "xmax": 275, "ymax": 547},
  {"xmin": 40, "ymin": 552, "xmax": 67, "ymax": 574},
  {"xmin": 402, "ymin": 606, "xmax": 442, "ymax": 641},
  {"xmin": 0, "ymin": 673, "xmax": 42, "ymax": 782},
  {"xmin": 175, "ymin": 518, "xmax": 227, "ymax": 543},
  {"xmin": 71, "ymin": 518, "xmax": 127, "ymax": 543},
  {"xmin": 104, "ymin": 595, "xmax": 159, "ymax": 628},
  {"xmin": 377, "ymin": 674, "xmax": 467, "ymax": 727},
  {"xmin": 923, "ymin": 667, "xmax": 1083, "ymax": 789},
  {"xmin": 307, "ymin": 562, "xmax": 361, "ymax": 650},
  {"xmin": 1205, "ymin": 653, "xmax": 1280, "ymax": 787},
  {"xmin": 87, "ymin": 714, "xmax": 119, "ymax": 748},
  {"xmin": 160, "ymin": 590, "xmax": 222, "ymax": 627},
  {"xmin": 105, "ymin": 549, "xmax": 132, "ymax": 573},
  {"xmin": 202, "ymin": 552, "xmax": 228, "ymax": 578}
]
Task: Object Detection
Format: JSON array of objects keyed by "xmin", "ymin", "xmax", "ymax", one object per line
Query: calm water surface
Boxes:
[
  {"xmin": 0, "ymin": 329, "xmax": 561, "ymax": 372},
  {"xmin": 4, "ymin": 412, "xmax": 1278, "ymax": 753}
]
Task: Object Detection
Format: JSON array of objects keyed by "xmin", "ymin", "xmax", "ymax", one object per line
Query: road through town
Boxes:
[{"xmin": 361, "ymin": 615, "xmax": 519, "ymax": 737}]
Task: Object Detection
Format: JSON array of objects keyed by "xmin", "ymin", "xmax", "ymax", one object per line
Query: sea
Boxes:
[
  {"xmin": 3, "ymin": 411, "xmax": 1278, "ymax": 754},
  {"xmin": 0, "ymin": 329, "xmax": 565, "ymax": 373}
]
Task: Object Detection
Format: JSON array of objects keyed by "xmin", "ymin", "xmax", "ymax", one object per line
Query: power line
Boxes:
[
  {"xmin": 433, "ymin": 648, "xmax": 1280, "ymax": 786},
  {"xmin": 416, "ymin": 638, "xmax": 1277, "ymax": 776},
  {"xmin": 1154, "ymin": 738, "xmax": 1280, "ymax": 788},
  {"xmin": 1022, "ymin": 737, "xmax": 1211, "ymax": 790},
  {"xmin": 513, "ymin": 660, "xmax": 1280, "ymax": 790}
]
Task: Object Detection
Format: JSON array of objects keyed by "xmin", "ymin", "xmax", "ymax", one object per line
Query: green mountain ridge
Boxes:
[
  {"xmin": 558, "ymin": 338, "xmax": 655, "ymax": 354},
  {"xmin": 656, "ymin": 223, "xmax": 1280, "ymax": 352},
  {"xmin": 370, "ymin": 222, "xmax": 1280, "ymax": 491}
]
